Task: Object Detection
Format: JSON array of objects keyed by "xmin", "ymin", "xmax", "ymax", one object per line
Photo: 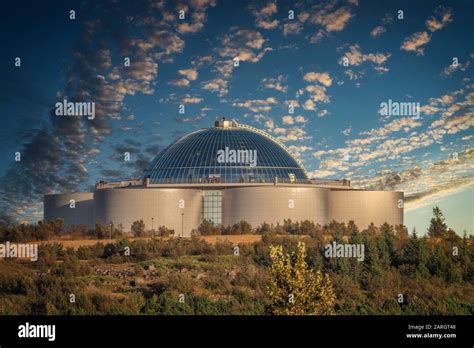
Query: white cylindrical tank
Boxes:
[
  {"xmin": 43, "ymin": 192, "xmax": 94, "ymax": 230},
  {"xmin": 222, "ymin": 186, "xmax": 329, "ymax": 227},
  {"xmin": 93, "ymin": 188, "xmax": 202, "ymax": 236}
]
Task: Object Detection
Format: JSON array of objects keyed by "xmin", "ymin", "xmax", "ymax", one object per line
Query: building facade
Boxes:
[{"xmin": 44, "ymin": 120, "xmax": 403, "ymax": 236}]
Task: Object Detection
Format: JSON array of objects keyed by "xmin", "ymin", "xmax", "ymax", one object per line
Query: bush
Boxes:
[
  {"xmin": 131, "ymin": 220, "xmax": 146, "ymax": 237},
  {"xmin": 197, "ymin": 220, "xmax": 220, "ymax": 235}
]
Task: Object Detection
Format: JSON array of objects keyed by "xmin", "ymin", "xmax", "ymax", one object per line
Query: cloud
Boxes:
[
  {"xmin": 303, "ymin": 99, "xmax": 316, "ymax": 110},
  {"xmin": 233, "ymin": 97, "xmax": 278, "ymax": 112},
  {"xmin": 442, "ymin": 114, "xmax": 474, "ymax": 134},
  {"xmin": 257, "ymin": 19, "xmax": 279, "ymax": 30},
  {"xmin": 401, "ymin": 6, "xmax": 452, "ymax": 56},
  {"xmin": 441, "ymin": 61, "xmax": 470, "ymax": 76},
  {"xmin": 308, "ymin": 169, "xmax": 337, "ymax": 178},
  {"xmin": 282, "ymin": 115, "xmax": 294, "ymax": 125},
  {"xmin": 249, "ymin": 2, "xmax": 279, "ymax": 30},
  {"xmin": 342, "ymin": 126, "xmax": 352, "ymax": 136},
  {"xmin": 262, "ymin": 75, "xmax": 288, "ymax": 92},
  {"xmin": 370, "ymin": 26, "xmax": 386, "ymax": 38},
  {"xmin": 178, "ymin": 68, "xmax": 198, "ymax": 80},
  {"xmin": 282, "ymin": 115, "xmax": 308, "ymax": 125},
  {"xmin": 311, "ymin": 85, "xmax": 472, "ymax": 177},
  {"xmin": 0, "ymin": 0, "xmax": 221, "ymax": 222},
  {"xmin": 174, "ymin": 114, "xmax": 205, "ymax": 123},
  {"xmin": 370, "ymin": 13, "xmax": 393, "ymax": 38},
  {"xmin": 288, "ymin": 145, "xmax": 312, "ymax": 158},
  {"xmin": 303, "ymin": 72, "xmax": 332, "ymax": 86},
  {"xmin": 295, "ymin": 115, "xmax": 307, "ymax": 123},
  {"xmin": 176, "ymin": 0, "xmax": 217, "ymax": 34},
  {"xmin": 320, "ymin": 158, "xmax": 349, "ymax": 172},
  {"xmin": 130, "ymin": 30, "xmax": 185, "ymax": 63},
  {"xmin": 265, "ymin": 119, "xmax": 275, "ymax": 130},
  {"xmin": 313, "ymin": 150, "xmax": 328, "ymax": 159},
  {"xmin": 290, "ymin": 2, "xmax": 358, "ymax": 43},
  {"xmin": 221, "ymin": 29, "xmax": 266, "ymax": 50},
  {"xmin": 177, "ymin": 15, "xmax": 206, "ymax": 33},
  {"xmin": 204, "ymin": 28, "xmax": 272, "ymax": 96},
  {"xmin": 339, "ymin": 44, "xmax": 391, "ymax": 67},
  {"xmin": 318, "ymin": 109, "xmax": 330, "ymax": 117},
  {"xmin": 182, "ymin": 94, "xmax": 203, "ymax": 104},
  {"xmin": 202, "ymin": 78, "xmax": 228, "ymax": 96},
  {"xmin": 361, "ymin": 117, "xmax": 422, "ymax": 137},
  {"xmin": 188, "ymin": 0, "xmax": 217, "ymax": 10},
  {"xmin": 311, "ymin": 6, "xmax": 355, "ymax": 32},
  {"xmin": 283, "ymin": 22, "xmax": 303, "ymax": 36},
  {"xmin": 275, "ymin": 126, "xmax": 310, "ymax": 142},
  {"xmin": 354, "ymin": 149, "xmax": 474, "ymax": 213},
  {"xmin": 305, "ymin": 85, "xmax": 330, "ymax": 103},
  {"xmin": 425, "ymin": 6, "xmax": 453, "ymax": 32},
  {"xmin": 168, "ymin": 78, "xmax": 190, "ymax": 88},
  {"xmin": 401, "ymin": 31, "xmax": 431, "ymax": 55}
]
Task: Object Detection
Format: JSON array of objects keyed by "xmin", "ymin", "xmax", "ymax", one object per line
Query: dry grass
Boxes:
[
  {"xmin": 201, "ymin": 234, "xmax": 261, "ymax": 245},
  {"xmin": 37, "ymin": 237, "xmax": 150, "ymax": 250},
  {"xmin": 36, "ymin": 235, "xmax": 262, "ymax": 250}
]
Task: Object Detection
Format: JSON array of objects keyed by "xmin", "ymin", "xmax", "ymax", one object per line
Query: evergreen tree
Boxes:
[
  {"xmin": 428, "ymin": 206, "xmax": 448, "ymax": 238},
  {"xmin": 403, "ymin": 231, "xmax": 430, "ymax": 278}
]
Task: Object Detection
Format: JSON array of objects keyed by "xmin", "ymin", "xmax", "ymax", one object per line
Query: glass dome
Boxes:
[{"xmin": 144, "ymin": 120, "xmax": 309, "ymax": 184}]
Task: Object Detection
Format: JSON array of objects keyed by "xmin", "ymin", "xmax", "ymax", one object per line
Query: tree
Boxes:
[
  {"xmin": 428, "ymin": 206, "xmax": 448, "ymax": 238},
  {"xmin": 94, "ymin": 222, "xmax": 108, "ymax": 239},
  {"xmin": 267, "ymin": 242, "xmax": 336, "ymax": 315},
  {"xmin": 231, "ymin": 220, "xmax": 252, "ymax": 234},
  {"xmin": 131, "ymin": 220, "xmax": 146, "ymax": 237},
  {"xmin": 157, "ymin": 226, "xmax": 173, "ymax": 237},
  {"xmin": 197, "ymin": 220, "xmax": 220, "ymax": 235},
  {"xmin": 255, "ymin": 222, "xmax": 272, "ymax": 234},
  {"xmin": 402, "ymin": 231, "xmax": 430, "ymax": 278}
]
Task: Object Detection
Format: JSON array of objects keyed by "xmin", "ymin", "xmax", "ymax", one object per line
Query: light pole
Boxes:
[
  {"xmin": 181, "ymin": 213, "xmax": 184, "ymax": 237},
  {"xmin": 109, "ymin": 222, "xmax": 113, "ymax": 241},
  {"xmin": 151, "ymin": 217, "xmax": 154, "ymax": 238}
]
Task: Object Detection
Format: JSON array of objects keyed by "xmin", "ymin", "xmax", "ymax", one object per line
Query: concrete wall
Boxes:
[
  {"xmin": 94, "ymin": 188, "xmax": 202, "ymax": 236},
  {"xmin": 328, "ymin": 189, "xmax": 403, "ymax": 228},
  {"xmin": 44, "ymin": 186, "xmax": 404, "ymax": 235},
  {"xmin": 43, "ymin": 192, "xmax": 94, "ymax": 230},
  {"xmin": 222, "ymin": 186, "xmax": 329, "ymax": 227}
]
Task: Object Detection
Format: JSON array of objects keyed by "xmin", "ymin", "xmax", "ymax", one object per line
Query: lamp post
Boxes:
[
  {"xmin": 151, "ymin": 217, "xmax": 154, "ymax": 238},
  {"xmin": 109, "ymin": 222, "xmax": 113, "ymax": 241},
  {"xmin": 181, "ymin": 213, "xmax": 184, "ymax": 237}
]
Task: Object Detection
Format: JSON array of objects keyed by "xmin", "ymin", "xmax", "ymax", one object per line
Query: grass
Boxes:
[{"xmin": 34, "ymin": 234, "xmax": 262, "ymax": 250}]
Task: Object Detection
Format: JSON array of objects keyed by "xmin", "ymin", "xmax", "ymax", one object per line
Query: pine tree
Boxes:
[
  {"xmin": 267, "ymin": 242, "xmax": 336, "ymax": 315},
  {"xmin": 403, "ymin": 231, "xmax": 430, "ymax": 278},
  {"xmin": 428, "ymin": 206, "xmax": 448, "ymax": 238}
]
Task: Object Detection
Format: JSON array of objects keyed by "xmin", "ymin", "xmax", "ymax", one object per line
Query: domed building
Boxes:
[{"xmin": 44, "ymin": 119, "xmax": 403, "ymax": 235}]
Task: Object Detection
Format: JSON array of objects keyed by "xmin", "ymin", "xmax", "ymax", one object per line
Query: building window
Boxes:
[{"xmin": 202, "ymin": 190, "xmax": 222, "ymax": 225}]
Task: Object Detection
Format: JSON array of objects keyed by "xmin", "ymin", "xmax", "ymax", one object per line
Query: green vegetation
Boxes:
[
  {"xmin": 268, "ymin": 242, "xmax": 336, "ymax": 315},
  {"xmin": 0, "ymin": 207, "xmax": 473, "ymax": 315}
]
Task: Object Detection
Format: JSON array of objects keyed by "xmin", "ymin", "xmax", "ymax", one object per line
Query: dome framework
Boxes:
[{"xmin": 144, "ymin": 119, "xmax": 309, "ymax": 185}]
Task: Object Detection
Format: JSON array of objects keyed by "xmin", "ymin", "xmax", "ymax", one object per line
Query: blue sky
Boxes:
[{"xmin": 0, "ymin": 0, "xmax": 472, "ymax": 235}]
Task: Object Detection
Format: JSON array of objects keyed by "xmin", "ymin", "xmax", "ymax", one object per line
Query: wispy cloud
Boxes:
[{"xmin": 401, "ymin": 6, "xmax": 453, "ymax": 55}]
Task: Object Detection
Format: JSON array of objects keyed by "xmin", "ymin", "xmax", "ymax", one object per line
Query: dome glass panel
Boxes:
[{"xmin": 144, "ymin": 121, "xmax": 309, "ymax": 184}]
